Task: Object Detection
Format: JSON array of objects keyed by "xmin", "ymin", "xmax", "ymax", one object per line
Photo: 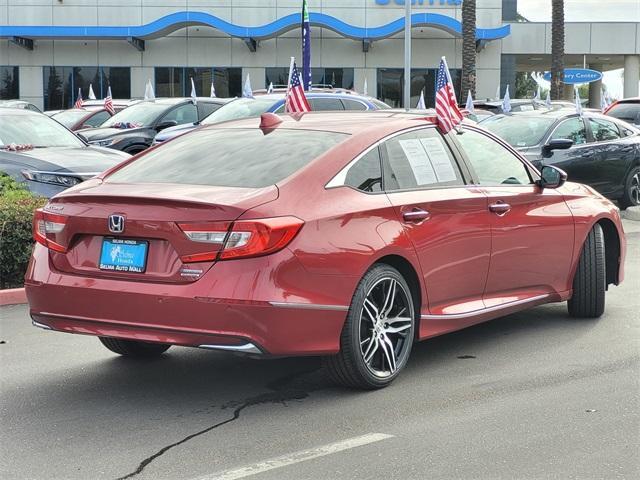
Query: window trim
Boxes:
[
  {"xmin": 451, "ymin": 125, "xmax": 538, "ymax": 187},
  {"xmin": 546, "ymin": 116, "xmax": 590, "ymax": 145},
  {"xmin": 585, "ymin": 116, "xmax": 624, "ymax": 145},
  {"xmin": 326, "ymin": 125, "xmax": 471, "ymax": 194}
]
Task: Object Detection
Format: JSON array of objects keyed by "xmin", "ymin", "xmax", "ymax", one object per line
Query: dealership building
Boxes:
[{"xmin": 1, "ymin": 0, "xmax": 639, "ymax": 111}]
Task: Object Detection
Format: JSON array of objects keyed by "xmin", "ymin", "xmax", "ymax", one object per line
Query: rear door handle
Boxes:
[
  {"xmin": 402, "ymin": 209, "xmax": 430, "ymax": 223},
  {"xmin": 489, "ymin": 202, "xmax": 511, "ymax": 215}
]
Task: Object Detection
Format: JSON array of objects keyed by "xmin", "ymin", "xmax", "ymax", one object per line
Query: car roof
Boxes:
[
  {"xmin": 133, "ymin": 97, "xmax": 229, "ymax": 106},
  {"xmin": 209, "ymin": 110, "xmax": 440, "ymax": 135},
  {"xmin": 245, "ymin": 92, "xmax": 377, "ymax": 102},
  {"xmin": 0, "ymin": 107, "xmax": 41, "ymax": 116}
]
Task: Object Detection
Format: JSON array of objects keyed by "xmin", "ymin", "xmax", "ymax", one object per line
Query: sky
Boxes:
[
  {"xmin": 517, "ymin": 0, "xmax": 639, "ymax": 99},
  {"xmin": 516, "ymin": 0, "xmax": 640, "ymax": 22}
]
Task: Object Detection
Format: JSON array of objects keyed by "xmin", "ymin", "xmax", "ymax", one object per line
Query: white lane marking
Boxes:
[{"xmin": 195, "ymin": 433, "xmax": 394, "ymax": 480}]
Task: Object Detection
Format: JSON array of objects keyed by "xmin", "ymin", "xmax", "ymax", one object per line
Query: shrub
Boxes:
[{"xmin": 0, "ymin": 174, "xmax": 47, "ymax": 289}]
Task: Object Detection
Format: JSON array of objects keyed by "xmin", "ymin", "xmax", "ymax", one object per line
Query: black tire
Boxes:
[
  {"xmin": 619, "ymin": 166, "xmax": 640, "ymax": 210},
  {"xmin": 323, "ymin": 264, "xmax": 415, "ymax": 389},
  {"xmin": 99, "ymin": 337, "xmax": 171, "ymax": 357},
  {"xmin": 568, "ymin": 224, "xmax": 606, "ymax": 318}
]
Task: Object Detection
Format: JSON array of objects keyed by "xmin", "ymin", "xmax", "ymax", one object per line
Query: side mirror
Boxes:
[
  {"xmin": 537, "ymin": 165, "xmax": 567, "ymax": 189},
  {"xmin": 541, "ymin": 138, "xmax": 573, "ymax": 158},
  {"xmin": 155, "ymin": 120, "xmax": 178, "ymax": 131}
]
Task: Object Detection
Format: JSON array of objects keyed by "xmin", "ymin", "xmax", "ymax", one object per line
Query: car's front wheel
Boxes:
[
  {"xmin": 323, "ymin": 264, "xmax": 415, "ymax": 389},
  {"xmin": 568, "ymin": 224, "xmax": 606, "ymax": 318},
  {"xmin": 99, "ymin": 337, "xmax": 171, "ymax": 357},
  {"xmin": 619, "ymin": 166, "xmax": 640, "ymax": 210}
]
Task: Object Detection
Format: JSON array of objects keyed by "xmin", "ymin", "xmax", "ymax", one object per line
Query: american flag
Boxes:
[
  {"xmin": 74, "ymin": 88, "xmax": 83, "ymax": 109},
  {"xmin": 104, "ymin": 86, "xmax": 115, "ymax": 115},
  {"xmin": 435, "ymin": 57, "xmax": 463, "ymax": 133},
  {"xmin": 286, "ymin": 61, "xmax": 311, "ymax": 113}
]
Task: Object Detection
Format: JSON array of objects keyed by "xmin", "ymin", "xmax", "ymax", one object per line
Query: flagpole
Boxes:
[{"xmin": 403, "ymin": 0, "xmax": 411, "ymax": 111}]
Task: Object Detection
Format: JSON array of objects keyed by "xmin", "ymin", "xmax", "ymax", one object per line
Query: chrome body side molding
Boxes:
[
  {"xmin": 421, "ymin": 294, "xmax": 550, "ymax": 320},
  {"xmin": 268, "ymin": 301, "xmax": 349, "ymax": 311}
]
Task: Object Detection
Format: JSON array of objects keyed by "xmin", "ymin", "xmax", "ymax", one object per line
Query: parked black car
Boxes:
[
  {"xmin": 0, "ymin": 109, "xmax": 130, "ymax": 197},
  {"xmin": 79, "ymin": 98, "xmax": 228, "ymax": 154},
  {"xmin": 483, "ymin": 109, "xmax": 640, "ymax": 209}
]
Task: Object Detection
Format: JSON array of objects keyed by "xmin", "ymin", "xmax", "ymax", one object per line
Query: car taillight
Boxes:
[
  {"xmin": 178, "ymin": 216, "xmax": 303, "ymax": 263},
  {"xmin": 33, "ymin": 209, "xmax": 68, "ymax": 253}
]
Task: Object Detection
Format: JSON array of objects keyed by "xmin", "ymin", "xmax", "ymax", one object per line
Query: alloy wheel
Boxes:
[
  {"xmin": 358, "ymin": 277, "xmax": 414, "ymax": 378},
  {"xmin": 630, "ymin": 172, "xmax": 640, "ymax": 206}
]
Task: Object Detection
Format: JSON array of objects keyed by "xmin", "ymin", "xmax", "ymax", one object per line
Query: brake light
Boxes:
[
  {"xmin": 177, "ymin": 216, "xmax": 303, "ymax": 263},
  {"xmin": 33, "ymin": 209, "xmax": 68, "ymax": 253}
]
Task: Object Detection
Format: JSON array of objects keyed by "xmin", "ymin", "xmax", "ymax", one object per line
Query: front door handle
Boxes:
[
  {"xmin": 489, "ymin": 202, "xmax": 511, "ymax": 215},
  {"xmin": 402, "ymin": 209, "xmax": 430, "ymax": 223}
]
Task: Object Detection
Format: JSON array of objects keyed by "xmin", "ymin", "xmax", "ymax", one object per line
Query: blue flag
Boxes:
[{"xmin": 302, "ymin": 0, "xmax": 311, "ymax": 91}]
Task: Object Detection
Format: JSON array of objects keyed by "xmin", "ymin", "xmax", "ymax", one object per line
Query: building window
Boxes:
[
  {"xmin": 43, "ymin": 67, "xmax": 131, "ymax": 110},
  {"xmin": 0, "ymin": 66, "xmax": 20, "ymax": 100},
  {"xmin": 377, "ymin": 68, "xmax": 461, "ymax": 109},
  {"xmin": 265, "ymin": 68, "xmax": 354, "ymax": 90},
  {"xmin": 154, "ymin": 67, "xmax": 242, "ymax": 98}
]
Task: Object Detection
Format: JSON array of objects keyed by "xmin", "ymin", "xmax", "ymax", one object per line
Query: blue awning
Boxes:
[{"xmin": 0, "ymin": 11, "xmax": 510, "ymax": 42}]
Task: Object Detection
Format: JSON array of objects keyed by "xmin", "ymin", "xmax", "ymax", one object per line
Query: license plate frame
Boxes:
[{"xmin": 99, "ymin": 237, "xmax": 149, "ymax": 273}]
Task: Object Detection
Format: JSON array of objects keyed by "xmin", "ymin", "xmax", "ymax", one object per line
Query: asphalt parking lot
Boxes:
[{"xmin": 1, "ymin": 220, "xmax": 638, "ymax": 480}]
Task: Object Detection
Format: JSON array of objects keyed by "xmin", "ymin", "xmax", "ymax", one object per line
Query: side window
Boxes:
[
  {"xmin": 197, "ymin": 102, "xmax": 222, "ymax": 120},
  {"xmin": 589, "ymin": 118, "xmax": 621, "ymax": 142},
  {"xmin": 342, "ymin": 99, "xmax": 368, "ymax": 111},
  {"xmin": 160, "ymin": 103, "xmax": 198, "ymax": 125},
  {"xmin": 382, "ymin": 129, "xmax": 464, "ymax": 191},
  {"xmin": 343, "ymin": 147, "xmax": 383, "ymax": 193},
  {"xmin": 456, "ymin": 129, "xmax": 532, "ymax": 185},
  {"xmin": 85, "ymin": 111, "xmax": 110, "ymax": 127},
  {"xmin": 551, "ymin": 118, "xmax": 588, "ymax": 145},
  {"xmin": 309, "ymin": 98, "xmax": 344, "ymax": 111}
]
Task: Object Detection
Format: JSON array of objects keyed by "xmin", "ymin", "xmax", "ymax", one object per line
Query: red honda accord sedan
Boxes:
[{"xmin": 25, "ymin": 111, "xmax": 626, "ymax": 389}]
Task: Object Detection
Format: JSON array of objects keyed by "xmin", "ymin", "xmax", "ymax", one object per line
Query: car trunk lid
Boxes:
[{"xmin": 45, "ymin": 182, "xmax": 279, "ymax": 283}]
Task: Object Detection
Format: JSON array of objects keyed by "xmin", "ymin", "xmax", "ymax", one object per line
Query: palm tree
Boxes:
[
  {"xmin": 461, "ymin": 0, "xmax": 476, "ymax": 98},
  {"xmin": 551, "ymin": 0, "xmax": 565, "ymax": 100}
]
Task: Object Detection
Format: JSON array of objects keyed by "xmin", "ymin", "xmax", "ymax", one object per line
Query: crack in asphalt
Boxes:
[{"xmin": 115, "ymin": 364, "xmax": 322, "ymax": 480}]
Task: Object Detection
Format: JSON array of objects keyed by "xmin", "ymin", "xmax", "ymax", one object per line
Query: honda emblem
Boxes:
[{"xmin": 108, "ymin": 214, "xmax": 125, "ymax": 234}]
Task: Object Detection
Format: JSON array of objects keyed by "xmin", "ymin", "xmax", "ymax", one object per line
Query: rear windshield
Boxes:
[
  {"xmin": 607, "ymin": 103, "xmax": 640, "ymax": 124},
  {"xmin": 482, "ymin": 115, "xmax": 556, "ymax": 147},
  {"xmin": 201, "ymin": 98, "xmax": 278, "ymax": 125},
  {"xmin": 106, "ymin": 128, "xmax": 348, "ymax": 188}
]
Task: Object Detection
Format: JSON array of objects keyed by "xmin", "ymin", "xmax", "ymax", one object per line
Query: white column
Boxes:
[
  {"xmin": 588, "ymin": 64, "xmax": 602, "ymax": 109},
  {"xmin": 623, "ymin": 55, "xmax": 639, "ymax": 98}
]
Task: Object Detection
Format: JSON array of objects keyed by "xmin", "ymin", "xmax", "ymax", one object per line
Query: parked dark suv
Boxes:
[{"xmin": 79, "ymin": 98, "xmax": 230, "ymax": 154}]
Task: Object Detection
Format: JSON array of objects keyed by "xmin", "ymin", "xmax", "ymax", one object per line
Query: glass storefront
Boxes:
[
  {"xmin": 43, "ymin": 66, "xmax": 130, "ymax": 110},
  {"xmin": 265, "ymin": 68, "xmax": 354, "ymax": 90},
  {"xmin": 377, "ymin": 68, "xmax": 461, "ymax": 108},
  {"xmin": 0, "ymin": 66, "xmax": 19, "ymax": 100},
  {"xmin": 155, "ymin": 67, "xmax": 242, "ymax": 98}
]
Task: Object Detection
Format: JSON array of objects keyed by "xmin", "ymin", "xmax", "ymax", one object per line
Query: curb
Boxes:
[
  {"xmin": 621, "ymin": 206, "xmax": 640, "ymax": 222},
  {"xmin": 0, "ymin": 288, "xmax": 27, "ymax": 307}
]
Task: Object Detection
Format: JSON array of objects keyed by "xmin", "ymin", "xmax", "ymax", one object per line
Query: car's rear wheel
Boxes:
[
  {"xmin": 568, "ymin": 224, "xmax": 606, "ymax": 318},
  {"xmin": 619, "ymin": 166, "xmax": 640, "ymax": 210},
  {"xmin": 99, "ymin": 337, "xmax": 171, "ymax": 357},
  {"xmin": 323, "ymin": 264, "xmax": 415, "ymax": 389}
]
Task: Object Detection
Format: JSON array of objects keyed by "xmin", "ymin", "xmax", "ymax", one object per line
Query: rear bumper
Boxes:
[{"xmin": 25, "ymin": 244, "xmax": 354, "ymax": 356}]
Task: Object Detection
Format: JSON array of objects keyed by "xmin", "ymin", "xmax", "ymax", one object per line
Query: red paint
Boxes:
[{"xmin": 25, "ymin": 113, "xmax": 626, "ymax": 356}]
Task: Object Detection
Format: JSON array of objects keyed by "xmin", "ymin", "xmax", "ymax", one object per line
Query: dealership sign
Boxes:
[
  {"xmin": 375, "ymin": 0, "xmax": 463, "ymax": 5},
  {"xmin": 542, "ymin": 68, "xmax": 603, "ymax": 84}
]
